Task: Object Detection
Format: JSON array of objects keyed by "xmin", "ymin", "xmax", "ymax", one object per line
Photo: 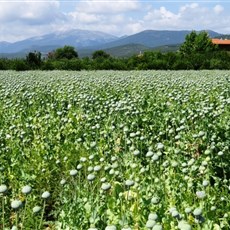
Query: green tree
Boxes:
[
  {"xmin": 26, "ymin": 51, "xmax": 42, "ymax": 69},
  {"xmin": 92, "ymin": 50, "xmax": 110, "ymax": 59},
  {"xmin": 179, "ymin": 31, "xmax": 217, "ymax": 55},
  {"xmin": 91, "ymin": 50, "xmax": 113, "ymax": 70},
  {"xmin": 81, "ymin": 57, "xmax": 92, "ymax": 70},
  {"xmin": 54, "ymin": 46, "xmax": 78, "ymax": 60},
  {"xmin": 0, "ymin": 58, "xmax": 10, "ymax": 70},
  {"xmin": 11, "ymin": 59, "xmax": 29, "ymax": 71}
]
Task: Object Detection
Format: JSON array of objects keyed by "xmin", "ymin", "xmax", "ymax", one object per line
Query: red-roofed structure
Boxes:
[{"xmin": 212, "ymin": 39, "xmax": 230, "ymax": 51}]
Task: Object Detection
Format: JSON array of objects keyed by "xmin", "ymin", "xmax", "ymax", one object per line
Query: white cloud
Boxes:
[
  {"xmin": 144, "ymin": 6, "xmax": 179, "ymax": 21},
  {"xmin": 177, "ymin": 3, "xmax": 229, "ymax": 31},
  {"xmin": 0, "ymin": 22, "xmax": 56, "ymax": 42},
  {"xmin": 0, "ymin": 0, "xmax": 67, "ymax": 41},
  {"xmin": 68, "ymin": 12, "xmax": 103, "ymax": 24},
  {"xmin": 213, "ymin": 5, "xmax": 224, "ymax": 14},
  {"xmin": 75, "ymin": 0, "xmax": 140, "ymax": 14},
  {"xmin": 122, "ymin": 21, "xmax": 144, "ymax": 35},
  {"xmin": 180, "ymin": 3, "xmax": 199, "ymax": 12},
  {"xmin": 0, "ymin": 1, "xmax": 229, "ymax": 42},
  {"xmin": 143, "ymin": 6, "xmax": 181, "ymax": 30},
  {"xmin": 141, "ymin": 3, "xmax": 230, "ymax": 32},
  {"xmin": 0, "ymin": 1, "xmax": 61, "ymax": 24},
  {"xmin": 62, "ymin": 0, "xmax": 142, "ymax": 35},
  {"xmin": 178, "ymin": 3, "xmax": 207, "ymax": 22}
]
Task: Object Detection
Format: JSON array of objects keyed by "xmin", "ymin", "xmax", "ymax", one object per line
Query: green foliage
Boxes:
[
  {"xmin": 41, "ymin": 60, "xmax": 55, "ymax": 70},
  {"xmin": 11, "ymin": 59, "xmax": 29, "ymax": 71},
  {"xmin": 54, "ymin": 45, "xmax": 78, "ymax": 60},
  {"xmin": 81, "ymin": 57, "xmax": 93, "ymax": 70},
  {"xmin": 55, "ymin": 59, "xmax": 82, "ymax": 70},
  {"xmin": 0, "ymin": 58, "xmax": 10, "ymax": 70},
  {"xmin": 1, "ymin": 44, "xmax": 230, "ymax": 70},
  {"xmin": 26, "ymin": 51, "xmax": 42, "ymax": 69},
  {"xmin": 92, "ymin": 50, "xmax": 110, "ymax": 59},
  {"xmin": 179, "ymin": 31, "xmax": 218, "ymax": 55},
  {"xmin": 0, "ymin": 70, "xmax": 229, "ymax": 229}
]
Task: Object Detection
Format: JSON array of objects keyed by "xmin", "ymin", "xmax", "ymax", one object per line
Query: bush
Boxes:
[
  {"xmin": 0, "ymin": 58, "xmax": 9, "ymax": 70},
  {"xmin": 172, "ymin": 59, "xmax": 192, "ymax": 70},
  {"xmin": 11, "ymin": 59, "xmax": 29, "ymax": 71},
  {"xmin": 49, "ymin": 59, "xmax": 82, "ymax": 70},
  {"xmin": 41, "ymin": 60, "xmax": 55, "ymax": 70}
]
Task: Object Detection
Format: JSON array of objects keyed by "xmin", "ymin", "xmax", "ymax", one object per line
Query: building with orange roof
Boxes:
[{"xmin": 211, "ymin": 39, "xmax": 230, "ymax": 51}]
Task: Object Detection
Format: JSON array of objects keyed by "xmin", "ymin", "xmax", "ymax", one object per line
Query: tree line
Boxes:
[{"xmin": 0, "ymin": 31, "xmax": 230, "ymax": 71}]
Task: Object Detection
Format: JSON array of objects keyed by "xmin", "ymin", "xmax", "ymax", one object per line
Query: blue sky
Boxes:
[{"xmin": 0, "ymin": 0, "xmax": 230, "ymax": 42}]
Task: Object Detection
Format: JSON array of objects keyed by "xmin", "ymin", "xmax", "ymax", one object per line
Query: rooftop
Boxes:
[{"xmin": 211, "ymin": 39, "xmax": 230, "ymax": 45}]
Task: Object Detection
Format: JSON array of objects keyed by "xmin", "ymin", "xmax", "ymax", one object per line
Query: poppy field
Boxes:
[{"xmin": 0, "ymin": 70, "xmax": 229, "ymax": 230}]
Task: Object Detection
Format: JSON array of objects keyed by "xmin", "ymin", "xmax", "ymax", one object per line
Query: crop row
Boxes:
[{"xmin": 0, "ymin": 70, "xmax": 229, "ymax": 229}]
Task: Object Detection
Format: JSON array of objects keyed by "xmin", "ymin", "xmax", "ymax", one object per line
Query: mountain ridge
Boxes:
[
  {"xmin": 0, "ymin": 29, "xmax": 226, "ymax": 58},
  {"xmin": 0, "ymin": 29, "xmax": 118, "ymax": 53},
  {"xmin": 94, "ymin": 29, "xmax": 222, "ymax": 50}
]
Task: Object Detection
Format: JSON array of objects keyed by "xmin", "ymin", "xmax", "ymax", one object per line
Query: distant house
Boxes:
[
  {"xmin": 137, "ymin": 51, "xmax": 143, "ymax": 58},
  {"xmin": 211, "ymin": 39, "xmax": 230, "ymax": 51}
]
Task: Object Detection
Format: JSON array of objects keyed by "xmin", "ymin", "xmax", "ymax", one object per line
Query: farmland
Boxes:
[{"xmin": 0, "ymin": 70, "xmax": 229, "ymax": 230}]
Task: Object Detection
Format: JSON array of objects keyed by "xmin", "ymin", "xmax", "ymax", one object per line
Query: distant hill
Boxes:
[
  {"xmin": 214, "ymin": 34, "xmax": 230, "ymax": 39},
  {"xmin": 104, "ymin": 44, "xmax": 150, "ymax": 57},
  {"xmin": 102, "ymin": 44, "xmax": 180, "ymax": 58},
  {"xmin": 150, "ymin": 44, "xmax": 181, "ymax": 53},
  {"xmin": 96, "ymin": 30, "xmax": 222, "ymax": 49},
  {"xmin": 0, "ymin": 52, "xmax": 26, "ymax": 59},
  {"xmin": 0, "ymin": 29, "xmax": 225, "ymax": 58}
]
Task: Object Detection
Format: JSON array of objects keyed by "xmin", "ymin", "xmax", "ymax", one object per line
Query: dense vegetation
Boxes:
[
  {"xmin": 0, "ymin": 70, "xmax": 229, "ymax": 229},
  {"xmin": 0, "ymin": 32, "xmax": 230, "ymax": 71}
]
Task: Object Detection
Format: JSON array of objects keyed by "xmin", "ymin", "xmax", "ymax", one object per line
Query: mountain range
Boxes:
[{"xmin": 0, "ymin": 29, "xmax": 226, "ymax": 58}]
